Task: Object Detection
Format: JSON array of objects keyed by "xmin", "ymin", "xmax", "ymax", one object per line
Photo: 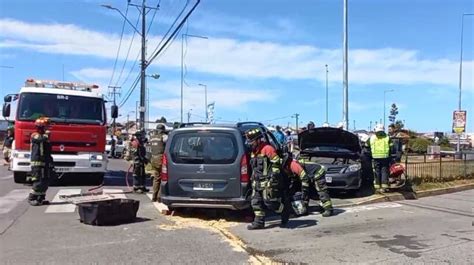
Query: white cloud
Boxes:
[
  {"xmin": 1, "ymin": 18, "xmax": 472, "ymax": 88},
  {"xmin": 70, "ymin": 68, "xmax": 113, "ymax": 80}
]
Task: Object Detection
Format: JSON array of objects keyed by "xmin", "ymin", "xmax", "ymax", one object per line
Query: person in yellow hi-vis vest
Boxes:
[{"xmin": 367, "ymin": 124, "xmax": 393, "ymax": 193}]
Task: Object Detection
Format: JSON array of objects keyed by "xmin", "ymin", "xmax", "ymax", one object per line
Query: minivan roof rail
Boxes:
[
  {"xmin": 178, "ymin": 122, "xmax": 210, "ymax": 128},
  {"xmin": 236, "ymin": 122, "xmax": 265, "ymax": 127}
]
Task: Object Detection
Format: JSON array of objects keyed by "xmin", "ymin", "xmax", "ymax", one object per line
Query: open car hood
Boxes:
[{"xmin": 298, "ymin": 127, "xmax": 361, "ymax": 154}]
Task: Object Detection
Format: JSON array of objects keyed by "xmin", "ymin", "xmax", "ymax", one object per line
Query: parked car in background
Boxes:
[
  {"xmin": 298, "ymin": 127, "xmax": 371, "ymax": 191},
  {"xmin": 106, "ymin": 135, "xmax": 125, "ymax": 158},
  {"xmin": 160, "ymin": 122, "xmax": 281, "ymax": 210}
]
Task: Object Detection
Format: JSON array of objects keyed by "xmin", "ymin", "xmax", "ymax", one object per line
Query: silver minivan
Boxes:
[{"xmin": 159, "ymin": 122, "xmax": 281, "ymax": 210}]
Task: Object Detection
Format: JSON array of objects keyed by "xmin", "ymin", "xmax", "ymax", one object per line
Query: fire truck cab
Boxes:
[{"xmin": 2, "ymin": 79, "xmax": 108, "ymax": 184}]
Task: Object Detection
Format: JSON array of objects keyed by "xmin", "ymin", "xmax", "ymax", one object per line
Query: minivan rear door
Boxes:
[{"xmin": 167, "ymin": 129, "xmax": 243, "ymax": 198}]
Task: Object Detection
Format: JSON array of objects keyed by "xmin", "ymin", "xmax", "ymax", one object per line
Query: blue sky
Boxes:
[{"xmin": 0, "ymin": 0, "xmax": 473, "ymax": 133}]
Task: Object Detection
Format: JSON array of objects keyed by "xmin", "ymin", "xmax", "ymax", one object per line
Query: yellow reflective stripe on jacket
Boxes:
[
  {"xmin": 370, "ymin": 135, "xmax": 390, "ymax": 159},
  {"xmin": 31, "ymin": 161, "xmax": 45, "ymax": 166}
]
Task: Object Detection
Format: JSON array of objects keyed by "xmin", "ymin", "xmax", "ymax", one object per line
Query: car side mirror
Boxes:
[
  {"xmin": 4, "ymin": 95, "xmax": 12, "ymax": 103},
  {"xmin": 2, "ymin": 103, "xmax": 11, "ymax": 118},
  {"xmin": 111, "ymin": 105, "xmax": 118, "ymax": 119}
]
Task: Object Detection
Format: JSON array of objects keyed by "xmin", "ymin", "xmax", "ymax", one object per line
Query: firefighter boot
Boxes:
[
  {"xmin": 247, "ymin": 217, "xmax": 265, "ymax": 230},
  {"xmin": 322, "ymin": 208, "xmax": 333, "ymax": 217},
  {"xmin": 38, "ymin": 195, "xmax": 49, "ymax": 205}
]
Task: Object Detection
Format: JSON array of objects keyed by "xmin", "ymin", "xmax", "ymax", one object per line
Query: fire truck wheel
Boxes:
[{"xmin": 13, "ymin": 172, "xmax": 27, "ymax": 184}]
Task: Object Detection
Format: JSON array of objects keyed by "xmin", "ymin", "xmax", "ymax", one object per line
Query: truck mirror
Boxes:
[
  {"xmin": 111, "ymin": 105, "xmax": 118, "ymax": 119},
  {"xmin": 2, "ymin": 103, "xmax": 11, "ymax": 118},
  {"xmin": 4, "ymin": 95, "xmax": 12, "ymax": 103}
]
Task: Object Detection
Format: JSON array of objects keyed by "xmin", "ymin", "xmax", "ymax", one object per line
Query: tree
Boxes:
[
  {"xmin": 408, "ymin": 138, "xmax": 432, "ymax": 153},
  {"xmin": 389, "ymin": 103, "xmax": 399, "ymax": 126},
  {"xmin": 156, "ymin": 116, "xmax": 167, "ymax": 123}
]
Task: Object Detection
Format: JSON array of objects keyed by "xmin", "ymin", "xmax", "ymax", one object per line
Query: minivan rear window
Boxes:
[{"xmin": 170, "ymin": 132, "xmax": 238, "ymax": 164}]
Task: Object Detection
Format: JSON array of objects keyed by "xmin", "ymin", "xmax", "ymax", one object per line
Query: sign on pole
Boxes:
[{"xmin": 452, "ymin": 110, "xmax": 467, "ymax": 134}]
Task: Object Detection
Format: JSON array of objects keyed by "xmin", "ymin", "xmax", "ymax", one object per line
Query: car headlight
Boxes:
[
  {"xmin": 91, "ymin": 154, "xmax": 104, "ymax": 160},
  {"xmin": 346, "ymin": 164, "xmax": 361, "ymax": 172},
  {"xmin": 12, "ymin": 152, "xmax": 19, "ymax": 158},
  {"xmin": 24, "ymin": 153, "xmax": 31, "ymax": 159}
]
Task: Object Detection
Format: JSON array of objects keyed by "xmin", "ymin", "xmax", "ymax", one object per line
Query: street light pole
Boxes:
[
  {"xmin": 181, "ymin": 34, "xmax": 208, "ymax": 123},
  {"xmin": 383, "ymin": 89, "xmax": 394, "ymax": 129},
  {"xmin": 342, "ymin": 0, "xmax": 349, "ymax": 130},
  {"xmin": 457, "ymin": 13, "xmax": 473, "ymax": 152},
  {"xmin": 325, "ymin": 64, "xmax": 329, "ymax": 124},
  {"xmin": 198, "ymin": 84, "xmax": 207, "ymax": 122}
]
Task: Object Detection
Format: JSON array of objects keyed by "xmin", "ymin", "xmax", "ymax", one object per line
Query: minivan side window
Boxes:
[{"xmin": 170, "ymin": 132, "xmax": 238, "ymax": 164}]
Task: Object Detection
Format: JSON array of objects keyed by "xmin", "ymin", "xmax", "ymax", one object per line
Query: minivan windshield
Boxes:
[
  {"xmin": 17, "ymin": 93, "xmax": 105, "ymax": 125},
  {"xmin": 170, "ymin": 132, "xmax": 238, "ymax": 164}
]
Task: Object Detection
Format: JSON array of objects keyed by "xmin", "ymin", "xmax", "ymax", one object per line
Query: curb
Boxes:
[{"xmin": 335, "ymin": 183, "xmax": 474, "ymax": 208}]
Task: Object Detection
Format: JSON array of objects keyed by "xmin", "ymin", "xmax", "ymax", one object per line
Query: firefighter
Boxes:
[
  {"xmin": 149, "ymin": 124, "xmax": 167, "ymax": 202},
  {"xmin": 131, "ymin": 130, "xmax": 149, "ymax": 193},
  {"xmin": 28, "ymin": 117, "xmax": 54, "ymax": 206},
  {"xmin": 245, "ymin": 128, "xmax": 290, "ymax": 230},
  {"xmin": 283, "ymin": 153, "xmax": 334, "ymax": 217},
  {"xmin": 368, "ymin": 124, "xmax": 393, "ymax": 193}
]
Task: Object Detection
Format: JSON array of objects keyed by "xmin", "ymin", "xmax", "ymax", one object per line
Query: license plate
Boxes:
[
  {"xmin": 193, "ymin": 183, "xmax": 213, "ymax": 191},
  {"xmin": 325, "ymin": 176, "xmax": 332, "ymax": 183},
  {"xmin": 55, "ymin": 167, "xmax": 71, "ymax": 173}
]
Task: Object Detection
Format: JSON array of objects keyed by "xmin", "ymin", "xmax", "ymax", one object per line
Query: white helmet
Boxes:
[
  {"xmin": 322, "ymin": 122, "xmax": 330, "ymax": 127},
  {"xmin": 359, "ymin": 134, "xmax": 369, "ymax": 143},
  {"xmin": 337, "ymin": 122, "xmax": 344, "ymax": 129},
  {"xmin": 374, "ymin": 124, "xmax": 385, "ymax": 133}
]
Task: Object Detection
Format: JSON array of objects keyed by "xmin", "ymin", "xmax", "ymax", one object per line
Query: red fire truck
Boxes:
[{"xmin": 2, "ymin": 79, "xmax": 108, "ymax": 183}]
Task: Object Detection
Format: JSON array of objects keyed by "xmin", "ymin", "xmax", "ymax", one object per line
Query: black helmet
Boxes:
[
  {"xmin": 156, "ymin": 124, "xmax": 165, "ymax": 130},
  {"xmin": 282, "ymin": 152, "xmax": 293, "ymax": 168},
  {"xmin": 307, "ymin": 121, "xmax": 315, "ymax": 129},
  {"xmin": 245, "ymin": 128, "xmax": 264, "ymax": 142}
]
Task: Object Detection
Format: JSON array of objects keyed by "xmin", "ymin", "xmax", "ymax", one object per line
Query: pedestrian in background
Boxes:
[{"xmin": 273, "ymin": 125, "xmax": 286, "ymax": 145}]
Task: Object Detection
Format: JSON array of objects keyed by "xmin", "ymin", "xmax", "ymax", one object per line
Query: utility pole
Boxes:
[
  {"xmin": 293, "ymin": 113, "xmax": 300, "ymax": 132},
  {"xmin": 325, "ymin": 64, "xmax": 329, "ymax": 124},
  {"xmin": 342, "ymin": 0, "xmax": 349, "ymax": 130},
  {"xmin": 102, "ymin": 1, "xmax": 159, "ymax": 132},
  {"xmin": 369, "ymin": 121, "xmax": 373, "ymax": 131},
  {"xmin": 353, "ymin": 120, "xmax": 356, "ymax": 131},
  {"xmin": 187, "ymin": 109, "xmax": 192, "ymax": 123}
]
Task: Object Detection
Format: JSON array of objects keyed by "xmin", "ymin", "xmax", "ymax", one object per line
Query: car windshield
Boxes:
[
  {"xmin": 17, "ymin": 92, "xmax": 105, "ymax": 125},
  {"xmin": 170, "ymin": 132, "xmax": 238, "ymax": 164}
]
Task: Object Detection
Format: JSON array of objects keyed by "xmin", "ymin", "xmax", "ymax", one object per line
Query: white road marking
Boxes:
[
  {"xmin": 0, "ymin": 175, "xmax": 13, "ymax": 180},
  {"xmin": 102, "ymin": 189, "xmax": 127, "ymax": 199},
  {"xmin": 0, "ymin": 189, "xmax": 30, "ymax": 214},
  {"xmin": 45, "ymin": 189, "xmax": 81, "ymax": 213},
  {"xmin": 343, "ymin": 202, "xmax": 402, "ymax": 213}
]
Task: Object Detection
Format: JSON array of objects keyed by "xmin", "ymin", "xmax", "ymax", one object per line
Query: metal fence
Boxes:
[{"xmin": 404, "ymin": 152, "xmax": 474, "ymax": 181}]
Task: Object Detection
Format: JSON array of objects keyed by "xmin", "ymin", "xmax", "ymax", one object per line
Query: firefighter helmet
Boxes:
[
  {"xmin": 374, "ymin": 124, "xmax": 385, "ymax": 133},
  {"xmin": 34, "ymin": 117, "xmax": 51, "ymax": 128},
  {"xmin": 156, "ymin": 124, "xmax": 166, "ymax": 131},
  {"xmin": 245, "ymin": 128, "xmax": 264, "ymax": 142}
]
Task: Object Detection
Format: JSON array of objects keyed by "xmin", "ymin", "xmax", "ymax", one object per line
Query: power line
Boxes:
[
  {"xmin": 147, "ymin": 0, "xmax": 190, "ymax": 64},
  {"xmin": 147, "ymin": 0, "xmax": 199, "ymax": 66},
  {"xmin": 114, "ymin": 11, "xmax": 140, "ymax": 88},
  {"xmin": 108, "ymin": 4, "xmax": 130, "ymax": 89}
]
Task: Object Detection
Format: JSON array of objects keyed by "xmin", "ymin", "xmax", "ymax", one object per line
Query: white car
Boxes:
[{"xmin": 106, "ymin": 136, "xmax": 125, "ymax": 158}]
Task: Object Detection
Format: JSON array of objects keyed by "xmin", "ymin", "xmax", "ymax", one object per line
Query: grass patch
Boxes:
[{"xmin": 414, "ymin": 179, "xmax": 474, "ymax": 191}]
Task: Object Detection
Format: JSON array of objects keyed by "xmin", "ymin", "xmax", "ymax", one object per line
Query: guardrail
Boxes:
[{"xmin": 404, "ymin": 152, "xmax": 474, "ymax": 181}]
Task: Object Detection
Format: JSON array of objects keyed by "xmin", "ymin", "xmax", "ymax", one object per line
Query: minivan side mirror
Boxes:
[
  {"xmin": 2, "ymin": 103, "xmax": 11, "ymax": 118},
  {"xmin": 111, "ymin": 105, "xmax": 118, "ymax": 119}
]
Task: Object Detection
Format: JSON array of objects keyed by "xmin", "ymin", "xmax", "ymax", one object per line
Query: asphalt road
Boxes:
[
  {"xmin": 1, "ymin": 157, "xmax": 473, "ymax": 264},
  {"xmin": 0, "ymin": 159, "xmax": 250, "ymax": 265}
]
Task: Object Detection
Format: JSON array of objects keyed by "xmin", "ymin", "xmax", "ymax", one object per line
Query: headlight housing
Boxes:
[
  {"xmin": 346, "ymin": 164, "xmax": 361, "ymax": 172},
  {"xmin": 13, "ymin": 152, "xmax": 30, "ymax": 159}
]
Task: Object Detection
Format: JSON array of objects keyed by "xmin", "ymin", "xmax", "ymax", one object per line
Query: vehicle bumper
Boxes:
[
  {"xmin": 160, "ymin": 195, "xmax": 250, "ymax": 210},
  {"xmin": 10, "ymin": 150, "xmax": 108, "ymax": 173},
  {"xmin": 325, "ymin": 171, "xmax": 362, "ymax": 190}
]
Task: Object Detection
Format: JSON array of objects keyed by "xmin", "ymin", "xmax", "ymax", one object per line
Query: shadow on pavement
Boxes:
[{"xmin": 266, "ymin": 219, "xmax": 318, "ymax": 229}]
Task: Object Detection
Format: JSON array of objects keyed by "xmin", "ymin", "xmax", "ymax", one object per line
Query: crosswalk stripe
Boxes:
[
  {"xmin": 45, "ymin": 189, "xmax": 81, "ymax": 213},
  {"xmin": 102, "ymin": 189, "xmax": 127, "ymax": 199},
  {"xmin": 0, "ymin": 189, "xmax": 30, "ymax": 214},
  {"xmin": 343, "ymin": 202, "xmax": 402, "ymax": 213}
]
